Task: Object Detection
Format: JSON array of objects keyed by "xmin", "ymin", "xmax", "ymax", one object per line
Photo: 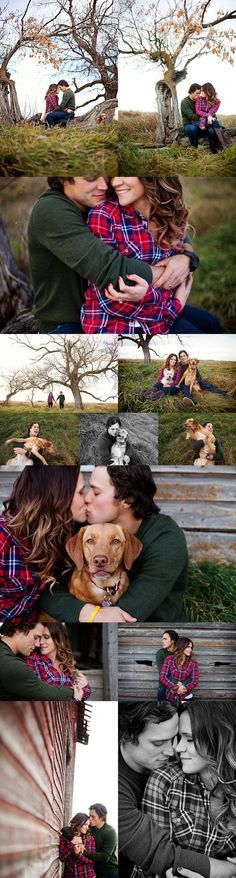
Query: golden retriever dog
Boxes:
[
  {"xmin": 5, "ymin": 436, "xmax": 56, "ymax": 465},
  {"xmin": 185, "ymin": 418, "xmax": 216, "ymax": 466},
  {"xmin": 65, "ymin": 523, "xmax": 143, "ymax": 605},
  {"xmin": 178, "ymin": 358, "xmax": 202, "ymax": 394},
  {"xmin": 110, "ymin": 429, "xmax": 130, "ymax": 465}
]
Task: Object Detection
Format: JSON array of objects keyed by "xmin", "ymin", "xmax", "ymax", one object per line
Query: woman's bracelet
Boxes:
[{"xmin": 87, "ymin": 605, "xmax": 101, "ymax": 622}]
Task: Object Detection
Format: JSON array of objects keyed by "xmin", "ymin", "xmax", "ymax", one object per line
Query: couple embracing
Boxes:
[
  {"xmin": 28, "ymin": 175, "xmax": 222, "ymax": 335},
  {"xmin": 181, "ymin": 82, "xmax": 226, "ymax": 151}
]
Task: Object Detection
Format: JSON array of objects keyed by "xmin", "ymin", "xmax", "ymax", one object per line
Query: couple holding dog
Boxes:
[
  {"xmin": 0, "ymin": 619, "xmax": 91, "ymax": 700},
  {"xmin": 96, "ymin": 417, "xmax": 143, "ymax": 466},
  {"xmin": 140, "ymin": 350, "xmax": 229, "ymax": 405},
  {"xmin": 119, "ymin": 701, "xmax": 236, "ymax": 878},
  {"xmin": 0, "ymin": 464, "xmax": 188, "ymax": 626},
  {"xmin": 28, "ymin": 175, "xmax": 222, "ymax": 335}
]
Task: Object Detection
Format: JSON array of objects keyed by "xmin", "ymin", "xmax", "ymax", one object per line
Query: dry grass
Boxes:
[
  {"xmin": 0, "ymin": 123, "xmax": 118, "ymax": 176},
  {"xmin": 118, "ymin": 360, "xmax": 236, "ymax": 413}
]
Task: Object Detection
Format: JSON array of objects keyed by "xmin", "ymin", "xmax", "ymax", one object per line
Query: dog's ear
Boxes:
[
  {"xmin": 122, "ymin": 528, "xmax": 143, "ymax": 570},
  {"xmin": 66, "ymin": 527, "xmax": 87, "ymax": 570}
]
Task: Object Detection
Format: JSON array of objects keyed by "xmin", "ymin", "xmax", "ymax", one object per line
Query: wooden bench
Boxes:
[{"xmin": 118, "ymin": 623, "xmax": 236, "ymax": 700}]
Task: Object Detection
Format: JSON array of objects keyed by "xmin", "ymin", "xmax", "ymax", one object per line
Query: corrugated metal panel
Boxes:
[{"xmin": 0, "ymin": 702, "xmax": 77, "ymax": 878}]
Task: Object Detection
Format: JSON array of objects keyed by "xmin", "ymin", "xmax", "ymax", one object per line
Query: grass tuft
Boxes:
[{"xmin": 0, "ymin": 123, "xmax": 118, "ymax": 175}]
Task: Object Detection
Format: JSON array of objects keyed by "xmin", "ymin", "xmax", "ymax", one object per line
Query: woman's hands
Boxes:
[
  {"xmin": 72, "ymin": 681, "xmax": 84, "ymax": 700},
  {"xmin": 152, "ymin": 254, "xmax": 191, "ymax": 289},
  {"xmin": 79, "ymin": 604, "xmax": 137, "ymax": 622},
  {"xmin": 76, "ymin": 671, "xmax": 89, "ymax": 688},
  {"xmin": 174, "ymin": 274, "xmax": 193, "ymax": 307},
  {"xmin": 177, "ymin": 682, "xmax": 187, "ymax": 695}
]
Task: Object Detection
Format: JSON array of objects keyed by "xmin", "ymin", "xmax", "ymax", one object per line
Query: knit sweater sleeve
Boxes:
[{"xmin": 0, "ymin": 649, "xmax": 73, "ymax": 700}]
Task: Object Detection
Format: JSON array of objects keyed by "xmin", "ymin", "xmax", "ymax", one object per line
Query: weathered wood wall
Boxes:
[
  {"xmin": 118, "ymin": 624, "xmax": 236, "ymax": 700},
  {"xmin": 0, "ymin": 702, "xmax": 77, "ymax": 878}
]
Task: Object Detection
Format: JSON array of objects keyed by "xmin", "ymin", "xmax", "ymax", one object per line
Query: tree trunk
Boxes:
[
  {"xmin": 70, "ymin": 98, "xmax": 117, "ymax": 130},
  {"xmin": 0, "ymin": 76, "xmax": 22, "ymax": 123},
  {"xmin": 155, "ymin": 80, "xmax": 181, "ymax": 144},
  {"xmin": 0, "ymin": 216, "xmax": 33, "ymax": 328},
  {"xmin": 137, "ymin": 335, "xmax": 152, "ymax": 363},
  {"xmin": 72, "ymin": 387, "xmax": 84, "ymax": 410}
]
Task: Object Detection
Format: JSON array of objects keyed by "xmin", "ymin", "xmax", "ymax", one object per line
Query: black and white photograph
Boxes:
[{"xmin": 79, "ymin": 413, "xmax": 158, "ymax": 466}]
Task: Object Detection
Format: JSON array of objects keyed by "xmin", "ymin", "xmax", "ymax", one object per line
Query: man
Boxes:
[
  {"xmin": 80, "ymin": 803, "xmax": 118, "ymax": 878},
  {"xmin": 39, "ymin": 464, "xmax": 188, "ymax": 623},
  {"xmin": 27, "ymin": 176, "xmax": 195, "ymax": 332},
  {"xmin": 57, "ymin": 391, "xmax": 65, "ymax": 409},
  {"xmin": 119, "ymin": 702, "xmax": 236, "ymax": 878},
  {"xmin": 0, "ymin": 620, "xmax": 76, "ymax": 700},
  {"xmin": 178, "ymin": 350, "xmax": 229, "ymax": 406},
  {"xmin": 156, "ymin": 629, "xmax": 179, "ymax": 701},
  {"xmin": 46, "ymin": 79, "xmax": 75, "ymax": 127},
  {"xmin": 181, "ymin": 85, "xmax": 217, "ymax": 152}
]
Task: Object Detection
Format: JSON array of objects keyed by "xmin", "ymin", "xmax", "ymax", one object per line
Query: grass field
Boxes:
[
  {"xmin": 118, "ymin": 360, "xmax": 236, "ymax": 413},
  {"xmin": 0, "ymin": 123, "xmax": 117, "ymax": 176},
  {"xmin": 0, "ymin": 402, "xmax": 117, "ymax": 464},
  {"xmin": 118, "ymin": 112, "xmax": 236, "ymax": 176},
  {"xmin": 185, "ymin": 562, "xmax": 236, "ymax": 622},
  {"xmin": 79, "ymin": 412, "xmax": 158, "ymax": 464},
  {"xmin": 158, "ymin": 412, "xmax": 236, "ymax": 465}
]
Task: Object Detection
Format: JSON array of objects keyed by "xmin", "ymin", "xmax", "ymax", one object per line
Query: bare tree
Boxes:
[
  {"xmin": 119, "ymin": 0, "xmax": 236, "ymax": 142},
  {"xmin": 13, "ymin": 335, "xmax": 118, "ymax": 409},
  {"xmin": 0, "ymin": 368, "xmax": 31, "ymax": 404},
  {"xmin": 119, "ymin": 333, "xmax": 157, "ymax": 363}
]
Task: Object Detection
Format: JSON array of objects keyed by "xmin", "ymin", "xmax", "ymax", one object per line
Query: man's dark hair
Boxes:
[
  {"xmin": 61, "ymin": 826, "xmax": 74, "ymax": 841},
  {"xmin": 89, "ymin": 803, "xmax": 107, "ymax": 821},
  {"xmin": 178, "ymin": 350, "xmax": 188, "ymax": 357},
  {"xmin": 0, "ymin": 621, "xmax": 39, "ymax": 636},
  {"xmin": 164, "ymin": 629, "xmax": 179, "ymax": 645},
  {"xmin": 47, "ymin": 177, "xmax": 75, "ymax": 192},
  {"xmin": 58, "ymin": 79, "xmax": 69, "ymax": 86},
  {"xmin": 106, "ymin": 416, "xmax": 121, "ymax": 430},
  {"xmin": 189, "ymin": 83, "xmax": 201, "ymax": 94},
  {"xmin": 119, "ymin": 702, "xmax": 176, "ymax": 745},
  {"xmin": 107, "ymin": 465, "xmax": 159, "ymax": 520}
]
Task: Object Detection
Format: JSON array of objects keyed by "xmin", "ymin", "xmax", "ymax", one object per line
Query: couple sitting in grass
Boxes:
[
  {"xmin": 43, "ymin": 79, "xmax": 75, "ymax": 127},
  {"xmin": 139, "ymin": 349, "xmax": 231, "ymax": 406},
  {"xmin": 181, "ymin": 82, "xmax": 226, "ymax": 152}
]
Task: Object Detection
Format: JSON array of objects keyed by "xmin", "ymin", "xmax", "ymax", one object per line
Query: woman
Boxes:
[
  {"xmin": 81, "ymin": 176, "xmax": 221, "ymax": 335},
  {"xmin": 59, "ymin": 812, "xmax": 96, "ymax": 878},
  {"xmin": 96, "ymin": 416, "xmax": 142, "ymax": 465},
  {"xmin": 160, "ymin": 637, "xmax": 199, "ymax": 702},
  {"xmin": 5, "ymin": 421, "xmax": 44, "ymax": 469},
  {"xmin": 196, "ymin": 84, "xmax": 226, "ymax": 150},
  {"xmin": 139, "ymin": 354, "xmax": 181, "ymax": 401},
  {"xmin": 0, "ymin": 619, "xmax": 82, "ymax": 700},
  {"xmin": 156, "ymin": 629, "xmax": 179, "ymax": 701},
  {"xmin": 0, "ymin": 466, "xmax": 85, "ymax": 622},
  {"xmin": 27, "ymin": 621, "xmax": 91, "ymax": 698},
  {"xmin": 192, "ymin": 421, "xmax": 224, "ymax": 465},
  {"xmin": 142, "ymin": 701, "xmax": 236, "ymax": 859}
]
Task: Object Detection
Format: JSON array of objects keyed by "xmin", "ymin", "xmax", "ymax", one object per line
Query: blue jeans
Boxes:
[
  {"xmin": 153, "ymin": 381, "xmax": 180, "ymax": 396},
  {"xmin": 184, "ymin": 123, "xmax": 199, "ymax": 147},
  {"xmin": 47, "ymin": 110, "xmax": 75, "ymax": 128},
  {"xmin": 182, "ymin": 379, "xmax": 227, "ymax": 400},
  {"xmin": 40, "ymin": 323, "xmax": 83, "ymax": 334},
  {"xmin": 169, "ymin": 305, "xmax": 222, "ymax": 334}
]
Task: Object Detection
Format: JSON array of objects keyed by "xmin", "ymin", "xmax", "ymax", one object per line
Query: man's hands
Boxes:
[
  {"xmin": 79, "ymin": 604, "xmax": 137, "ymax": 622},
  {"xmin": 152, "ymin": 254, "xmax": 191, "ymax": 289},
  {"xmin": 104, "ymin": 254, "xmax": 193, "ymax": 304}
]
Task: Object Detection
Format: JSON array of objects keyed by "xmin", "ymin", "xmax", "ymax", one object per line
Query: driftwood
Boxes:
[
  {"xmin": 155, "ymin": 81, "xmax": 181, "ymax": 144},
  {"xmin": 0, "ymin": 75, "xmax": 22, "ymax": 124},
  {"xmin": 28, "ymin": 99, "xmax": 118, "ymax": 129},
  {"xmin": 0, "ymin": 216, "xmax": 33, "ymax": 329}
]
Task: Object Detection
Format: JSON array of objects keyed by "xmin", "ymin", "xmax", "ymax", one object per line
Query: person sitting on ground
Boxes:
[
  {"xmin": 139, "ymin": 354, "xmax": 181, "ymax": 401},
  {"xmin": 5, "ymin": 421, "xmax": 46, "ymax": 468},
  {"xmin": 60, "ymin": 813, "xmax": 96, "ymax": 878},
  {"xmin": 156, "ymin": 629, "xmax": 179, "ymax": 701},
  {"xmin": 181, "ymin": 83, "xmax": 219, "ymax": 153},
  {"xmin": 96, "ymin": 416, "xmax": 142, "ymax": 465},
  {"xmin": 195, "ymin": 84, "xmax": 226, "ymax": 151},
  {"xmin": 44, "ymin": 83, "xmax": 59, "ymax": 118},
  {"xmin": 160, "ymin": 637, "xmax": 199, "ymax": 703},
  {"xmin": 178, "ymin": 350, "xmax": 230, "ymax": 406},
  {"xmin": 191, "ymin": 421, "xmax": 224, "ymax": 465},
  {"xmin": 26, "ymin": 621, "xmax": 91, "ymax": 697},
  {"xmin": 46, "ymin": 79, "xmax": 75, "ymax": 128},
  {"xmin": 0, "ymin": 620, "xmax": 82, "ymax": 700}
]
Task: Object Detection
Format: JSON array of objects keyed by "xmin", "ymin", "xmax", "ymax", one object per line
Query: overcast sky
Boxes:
[
  {"xmin": 0, "ymin": 336, "xmax": 117, "ymax": 403},
  {"xmin": 73, "ymin": 702, "xmax": 118, "ymax": 832},
  {"xmin": 118, "ymin": 334, "xmax": 236, "ymax": 361},
  {"xmin": 119, "ymin": 0, "xmax": 236, "ymax": 114}
]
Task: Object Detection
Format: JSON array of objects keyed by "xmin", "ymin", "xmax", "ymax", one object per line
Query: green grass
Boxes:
[
  {"xmin": 118, "ymin": 360, "xmax": 236, "ymax": 413},
  {"xmin": 0, "ymin": 123, "xmax": 118, "ymax": 175},
  {"xmin": 185, "ymin": 562, "xmax": 236, "ymax": 622},
  {"xmin": 158, "ymin": 412, "xmax": 236, "ymax": 465}
]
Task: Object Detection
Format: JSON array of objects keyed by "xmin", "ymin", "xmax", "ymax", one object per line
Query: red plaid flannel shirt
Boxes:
[
  {"xmin": 160, "ymin": 655, "xmax": 199, "ymax": 701},
  {"xmin": 80, "ymin": 201, "xmax": 185, "ymax": 334},
  {"xmin": 195, "ymin": 96, "xmax": 220, "ymax": 120},
  {"xmin": 27, "ymin": 652, "xmax": 91, "ymax": 699},
  {"xmin": 59, "ymin": 834, "xmax": 96, "ymax": 878},
  {"xmin": 0, "ymin": 516, "xmax": 45, "ymax": 623}
]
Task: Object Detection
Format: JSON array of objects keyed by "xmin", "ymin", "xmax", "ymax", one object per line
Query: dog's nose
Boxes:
[{"xmin": 93, "ymin": 555, "xmax": 108, "ymax": 566}]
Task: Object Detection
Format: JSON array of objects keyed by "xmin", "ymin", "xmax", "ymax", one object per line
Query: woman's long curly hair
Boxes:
[
  {"xmin": 3, "ymin": 466, "xmax": 80, "ymax": 584},
  {"xmin": 70, "ymin": 812, "xmax": 92, "ymax": 840},
  {"xmin": 174, "ymin": 637, "xmax": 193, "ymax": 666},
  {"xmin": 42, "ymin": 622, "xmax": 77, "ymax": 678},
  {"xmin": 201, "ymin": 82, "xmax": 218, "ymax": 106},
  {"xmin": 45, "ymin": 83, "xmax": 58, "ymax": 99},
  {"xmin": 164, "ymin": 354, "xmax": 178, "ymax": 369},
  {"xmin": 185, "ymin": 701, "xmax": 236, "ymax": 832},
  {"xmin": 139, "ymin": 177, "xmax": 189, "ymax": 247}
]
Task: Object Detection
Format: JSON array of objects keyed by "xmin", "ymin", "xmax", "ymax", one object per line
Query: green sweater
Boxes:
[
  {"xmin": 0, "ymin": 640, "xmax": 73, "ymax": 700},
  {"xmin": 59, "ymin": 87, "xmax": 75, "ymax": 111},
  {"xmin": 192, "ymin": 437, "xmax": 224, "ymax": 463},
  {"xmin": 27, "ymin": 189, "xmax": 152, "ymax": 330},
  {"xmin": 86, "ymin": 824, "xmax": 118, "ymax": 877},
  {"xmin": 155, "ymin": 646, "xmax": 169, "ymax": 672},
  {"xmin": 181, "ymin": 96, "xmax": 199, "ymax": 125},
  {"xmin": 39, "ymin": 513, "xmax": 188, "ymax": 623}
]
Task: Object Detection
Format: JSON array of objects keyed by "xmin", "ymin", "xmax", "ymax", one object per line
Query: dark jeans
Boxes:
[
  {"xmin": 169, "ymin": 305, "xmax": 222, "ymax": 334},
  {"xmin": 184, "ymin": 120, "xmax": 221, "ymax": 148},
  {"xmin": 153, "ymin": 381, "xmax": 180, "ymax": 395},
  {"xmin": 182, "ymin": 379, "xmax": 227, "ymax": 400},
  {"xmin": 47, "ymin": 110, "xmax": 75, "ymax": 128},
  {"xmin": 41, "ymin": 323, "xmax": 83, "ymax": 334},
  {"xmin": 157, "ymin": 684, "xmax": 167, "ymax": 701}
]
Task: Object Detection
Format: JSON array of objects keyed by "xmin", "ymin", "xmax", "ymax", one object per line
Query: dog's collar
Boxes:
[{"xmin": 86, "ymin": 569, "xmax": 121, "ymax": 607}]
